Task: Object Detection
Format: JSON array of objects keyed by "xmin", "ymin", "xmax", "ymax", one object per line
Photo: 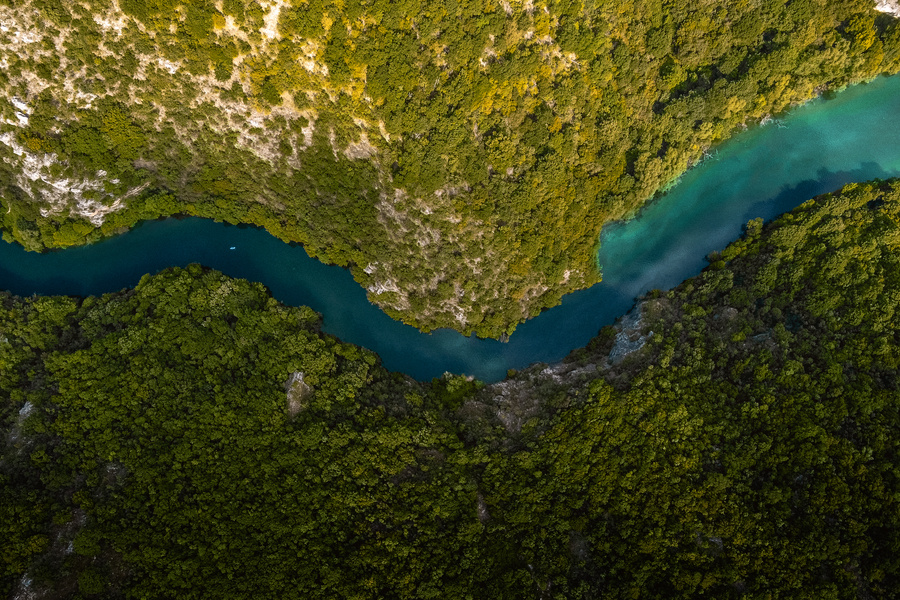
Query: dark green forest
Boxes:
[
  {"xmin": 3, "ymin": 180, "xmax": 899, "ymax": 598},
  {"xmin": 2, "ymin": 0, "xmax": 900, "ymax": 335}
]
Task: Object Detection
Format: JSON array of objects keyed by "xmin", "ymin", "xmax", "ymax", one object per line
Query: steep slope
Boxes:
[{"xmin": 2, "ymin": 0, "xmax": 900, "ymax": 336}]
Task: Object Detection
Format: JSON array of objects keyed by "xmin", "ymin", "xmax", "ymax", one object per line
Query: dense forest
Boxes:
[
  {"xmin": 3, "ymin": 180, "xmax": 899, "ymax": 598},
  {"xmin": 2, "ymin": 0, "xmax": 900, "ymax": 336}
]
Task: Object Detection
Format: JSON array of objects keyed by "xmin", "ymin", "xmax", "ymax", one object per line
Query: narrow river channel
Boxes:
[{"xmin": 3, "ymin": 75, "xmax": 900, "ymax": 382}]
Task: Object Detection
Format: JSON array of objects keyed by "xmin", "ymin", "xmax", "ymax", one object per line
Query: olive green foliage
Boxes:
[
  {"xmin": 487, "ymin": 179, "xmax": 900, "ymax": 597},
  {"xmin": 2, "ymin": 0, "xmax": 900, "ymax": 336},
  {"xmin": 0, "ymin": 266, "xmax": 489, "ymax": 598},
  {"xmin": 3, "ymin": 181, "xmax": 900, "ymax": 598}
]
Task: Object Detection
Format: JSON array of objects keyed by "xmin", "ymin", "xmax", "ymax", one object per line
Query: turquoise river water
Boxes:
[{"xmin": 3, "ymin": 75, "xmax": 900, "ymax": 382}]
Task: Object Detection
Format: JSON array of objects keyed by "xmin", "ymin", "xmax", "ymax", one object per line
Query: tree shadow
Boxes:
[{"xmin": 741, "ymin": 162, "xmax": 900, "ymax": 226}]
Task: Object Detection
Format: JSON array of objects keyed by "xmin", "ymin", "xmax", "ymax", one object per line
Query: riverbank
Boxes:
[{"xmin": 4, "ymin": 75, "xmax": 900, "ymax": 381}]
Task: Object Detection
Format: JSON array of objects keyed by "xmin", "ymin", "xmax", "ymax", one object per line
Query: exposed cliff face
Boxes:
[
  {"xmin": 0, "ymin": 125, "xmax": 147, "ymax": 226},
  {"xmin": 477, "ymin": 298, "xmax": 659, "ymax": 435}
]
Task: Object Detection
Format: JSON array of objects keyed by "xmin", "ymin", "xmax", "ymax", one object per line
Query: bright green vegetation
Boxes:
[
  {"xmin": 3, "ymin": 180, "xmax": 900, "ymax": 598},
  {"xmin": 1, "ymin": 0, "xmax": 900, "ymax": 336}
]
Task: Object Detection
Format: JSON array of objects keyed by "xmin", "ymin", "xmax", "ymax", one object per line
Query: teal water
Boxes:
[{"xmin": 3, "ymin": 75, "xmax": 900, "ymax": 382}]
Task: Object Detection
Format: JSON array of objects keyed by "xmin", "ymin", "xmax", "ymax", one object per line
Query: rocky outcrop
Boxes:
[
  {"xmin": 285, "ymin": 372, "xmax": 312, "ymax": 417},
  {"xmin": 875, "ymin": 0, "xmax": 900, "ymax": 17},
  {"xmin": 608, "ymin": 306, "xmax": 654, "ymax": 366}
]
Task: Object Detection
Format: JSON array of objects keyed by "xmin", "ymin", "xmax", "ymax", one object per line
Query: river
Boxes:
[{"xmin": 3, "ymin": 75, "xmax": 900, "ymax": 382}]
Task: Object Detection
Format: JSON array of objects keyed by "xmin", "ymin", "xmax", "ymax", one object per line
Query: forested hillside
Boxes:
[
  {"xmin": 1, "ymin": 0, "xmax": 900, "ymax": 335},
  {"xmin": 3, "ymin": 180, "xmax": 899, "ymax": 598}
]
